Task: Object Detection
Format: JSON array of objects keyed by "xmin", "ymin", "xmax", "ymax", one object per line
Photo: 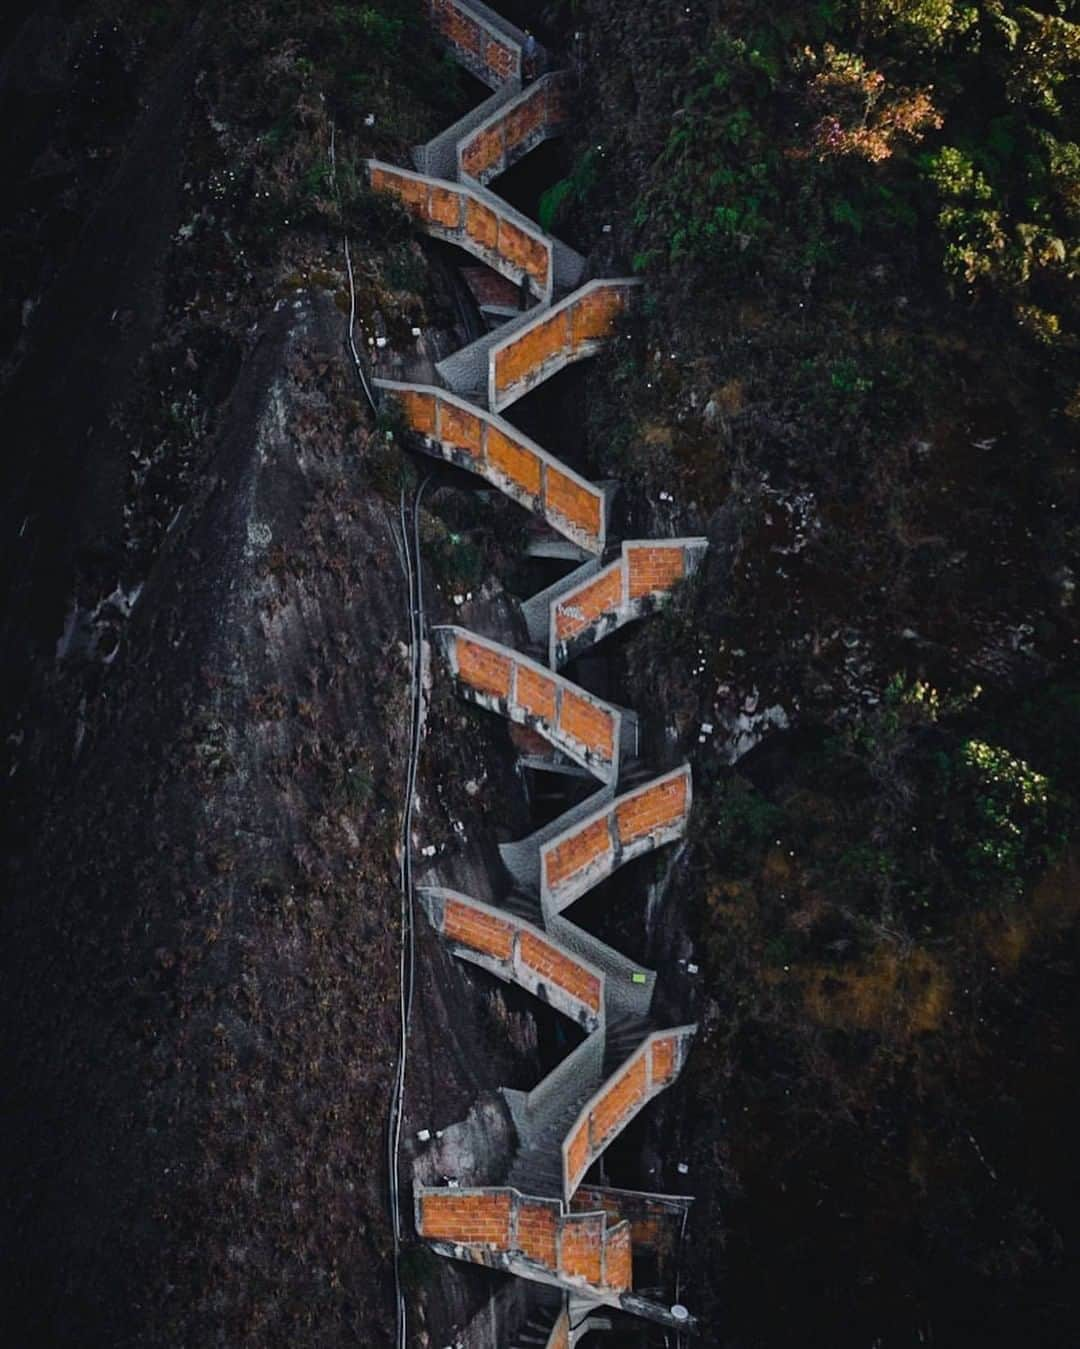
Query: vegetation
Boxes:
[{"xmin": 566, "ymin": 1, "xmax": 1080, "ymax": 1343}]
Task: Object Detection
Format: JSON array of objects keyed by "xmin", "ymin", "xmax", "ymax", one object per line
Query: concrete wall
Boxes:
[
  {"xmin": 367, "ymin": 160, "xmax": 553, "ymax": 301},
  {"xmin": 540, "ymin": 765, "xmax": 692, "ymax": 913},
  {"xmin": 418, "ymin": 887, "xmax": 604, "ymax": 1030},
  {"xmin": 459, "ymin": 72, "xmax": 572, "ymax": 186},
  {"xmin": 416, "ymin": 1186, "xmax": 632, "ymax": 1293},
  {"xmin": 550, "ymin": 537, "xmax": 709, "ymax": 667},
  {"xmin": 561, "ymin": 1027, "xmax": 696, "ymax": 1200},
  {"xmin": 374, "ymin": 379, "xmax": 608, "ymax": 553},
  {"xmin": 489, "ymin": 278, "xmax": 641, "ymax": 412},
  {"xmin": 435, "ymin": 625, "xmax": 623, "ymax": 781}
]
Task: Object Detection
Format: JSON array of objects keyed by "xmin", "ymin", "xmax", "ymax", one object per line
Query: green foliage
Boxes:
[
  {"xmin": 710, "ymin": 776, "xmax": 786, "ymax": 876},
  {"xmin": 538, "ymin": 147, "xmax": 601, "ymax": 232},
  {"xmin": 618, "ymin": 0, "xmax": 1079, "ymax": 365},
  {"xmin": 955, "ymin": 739, "xmax": 1054, "ymax": 890}
]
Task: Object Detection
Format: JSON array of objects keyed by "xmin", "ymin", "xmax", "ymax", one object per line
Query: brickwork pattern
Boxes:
[
  {"xmin": 558, "ymin": 688, "xmax": 615, "ymax": 761},
  {"xmin": 514, "ymin": 663, "xmax": 558, "ymax": 722},
  {"xmin": 517, "ymin": 1197, "xmax": 559, "ymax": 1267},
  {"xmin": 387, "ymin": 1, "xmax": 702, "ymax": 1327},
  {"xmin": 551, "ymin": 539, "xmax": 707, "ymax": 666},
  {"xmin": 423, "ymin": 888, "xmax": 606, "ymax": 1028},
  {"xmin": 616, "ymin": 771, "xmax": 689, "ymax": 845},
  {"xmin": 446, "ymin": 628, "xmax": 618, "ymax": 772},
  {"xmin": 368, "ymin": 163, "xmax": 551, "ymax": 296},
  {"xmin": 430, "ymin": 0, "xmax": 520, "ymax": 84},
  {"xmin": 620, "ymin": 771, "xmax": 687, "ymax": 841},
  {"xmin": 380, "ymin": 382, "xmax": 605, "ymax": 553},
  {"xmin": 544, "ymin": 814, "xmax": 613, "ymax": 891},
  {"xmin": 590, "ymin": 1055, "xmax": 648, "ymax": 1150},
  {"xmin": 651, "ymin": 1034, "xmax": 677, "ymax": 1086},
  {"xmin": 626, "ymin": 542, "xmax": 686, "ymax": 598},
  {"xmin": 444, "ymin": 898, "xmax": 514, "ymax": 960},
  {"xmin": 544, "ymin": 462, "xmax": 603, "ymax": 541},
  {"xmin": 421, "ymin": 1190, "xmax": 512, "ymax": 1245},
  {"xmin": 553, "ymin": 562, "xmax": 622, "ymax": 643},
  {"xmin": 459, "ymin": 75, "xmax": 573, "ymax": 186},
  {"xmin": 520, "ymin": 931, "xmax": 601, "ymax": 1013},
  {"xmin": 558, "ymin": 1212, "xmax": 604, "ymax": 1283},
  {"xmin": 487, "ymin": 425, "xmax": 542, "ymax": 498},
  {"xmin": 542, "ymin": 767, "xmax": 691, "ymax": 904},
  {"xmin": 603, "ymin": 1220, "xmax": 633, "ymax": 1292},
  {"xmin": 491, "ymin": 281, "xmax": 637, "ymax": 406},
  {"xmin": 565, "ymin": 1120, "xmax": 590, "ymax": 1190},
  {"xmin": 456, "ymin": 636, "xmax": 512, "ymax": 698}
]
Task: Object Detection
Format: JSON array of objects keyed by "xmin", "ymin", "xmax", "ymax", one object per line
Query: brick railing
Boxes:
[
  {"xmin": 417, "ymin": 887, "xmax": 604, "ymax": 1030},
  {"xmin": 377, "ymin": 0, "xmax": 701, "ymax": 1334},
  {"xmin": 561, "ymin": 1028, "xmax": 696, "ymax": 1201},
  {"xmin": 374, "ymin": 380, "xmax": 608, "ymax": 553},
  {"xmin": 435, "ymin": 626, "xmax": 625, "ymax": 780},
  {"xmin": 489, "ymin": 279, "xmax": 640, "ymax": 412},
  {"xmin": 458, "ymin": 72, "xmax": 572, "ymax": 185},
  {"xmin": 367, "ymin": 160, "xmax": 554, "ymax": 301},
  {"xmin": 429, "ymin": 0, "xmax": 534, "ymax": 88},
  {"xmin": 416, "ymin": 1186, "xmax": 633, "ymax": 1295},
  {"xmin": 540, "ymin": 765, "xmax": 691, "ymax": 913},
  {"xmin": 549, "ymin": 537, "xmax": 709, "ymax": 667}
]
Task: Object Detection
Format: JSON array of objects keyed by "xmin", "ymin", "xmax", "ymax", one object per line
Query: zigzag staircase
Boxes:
[{"xmin": 369, "ymin": 2, "xmax": 706, "ymax": 1338}]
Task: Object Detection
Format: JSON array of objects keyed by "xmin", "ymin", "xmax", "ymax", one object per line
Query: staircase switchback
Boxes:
[{"xmin": 370, "ymin": 0, "xmax": 707, "ymax": 1336}]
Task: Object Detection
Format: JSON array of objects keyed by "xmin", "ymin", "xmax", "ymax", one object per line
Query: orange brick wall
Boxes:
[
  {"xmin": 603, "ymin": 1221, "xmax": 632, "ymax": 1291},
  {"xmin": 440, "ymin": 400, "xmax": 484, "ymax": 459},
  {"xmin": 370, "ymin": 165, "xmax": 549, "ymax": 292},
  {"xmin": 462, "ymin": 123, "xmax": 502, "ymax": 177},
  {"xmin": 484, "ymin": 35, "xmax": 516, "ymax": 82},
  {"xmin": 566, "ymin": 1119, "xmax": 590, "ymax": 1188},
  {"xmin": 370, "ymin": 165, "xmax": 427, "ymax": 216},
  {"xmin": 514, "ymin": 664, "xmax": 557, "ymax": 722},
  {"xmin": 615, "ymin": 772, "xmax": 688, "ymax": 845},
  {"xmin": 504, "ymin": 94, "xmax": 544, "ymax": 150},
  {"xmin": 429, "ymin": 183, "xmax": 463, "ymax": 228},
  {"xmin": 544, "ymin": 814, "xmax": 612, "ymax": 891},
  {"xmin": 572, "ymin": 1189, "xmax": 672, "ymax": 1249},
  {"xmin": 516, "ymin": 1198, "xmax": 558, "ymax": 1267},
  {"xmin": 444, "ymin": 899, "xmax": 514, "ymax": 961},
  {"xmin": 400, "ymin": 389, "xmax": 437, "ymax": 437},
  {"xmin": 420, "ymin": 1190, "xmax": 512, "ymax": 1246},
  {"xmin": 626, "ymin": 543, "xmax": 686, "ymax": 599},
  {"xmin": 559, "ymin": 1213, "xmax": 603, "ymax": 1283},
  {"xmin": 554, "ymin": 564, "xmax": 623, "ymax": 641},
  {"xmin": 558, "ymin": 688, "xmax": 615, "ymax": 761},
  {"xmin": 466, "ymin": 196, "xmax": 499, "ymax": 250},
  {"xmin": 651, "ymin": 1034, "xmax": 677, "ymax": 1085},
  {"xmin": 486, "ymin": 425, "xmax": 542, "ymax": 497},
  {"xmin": 545, "ymin": 464, "xmax": 603, "ymax": 540},
  {"xmin": 590, "ymin": 1054, "xmax": 648, "ymax": 1150},
  {"xmin": 519, "ymin": 931, "xmax": 601, "ymax": 1012},
  {"xmin": 571, "ymin": 286, "xmax": 626, "ymax": 347},
  {"xmin": 495, "ymin": 309, "xmax": 569, "ymax": 393},
  {"xmin": 456, "ymin": 636, "xmax": 512, "ymax": 699}
]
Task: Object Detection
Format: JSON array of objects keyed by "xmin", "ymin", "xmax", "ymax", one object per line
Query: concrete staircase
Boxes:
[{"xmin": 370, "ymin": 0, "xmax": 705, "ymax": 1337}]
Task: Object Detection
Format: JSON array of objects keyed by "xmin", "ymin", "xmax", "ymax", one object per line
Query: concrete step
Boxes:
[
  {"xmin": 500, "ymin": 889, "xmax": 544, "ymax": 924},
  {"xmin": 602, "ymin": 1012, "xmax": 653, "ymax": 1077}
]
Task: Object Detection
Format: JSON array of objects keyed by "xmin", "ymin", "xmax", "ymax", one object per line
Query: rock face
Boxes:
[{"xmin": 2, "ymin": 282, "xmax": 413, "ymax": 1344}]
